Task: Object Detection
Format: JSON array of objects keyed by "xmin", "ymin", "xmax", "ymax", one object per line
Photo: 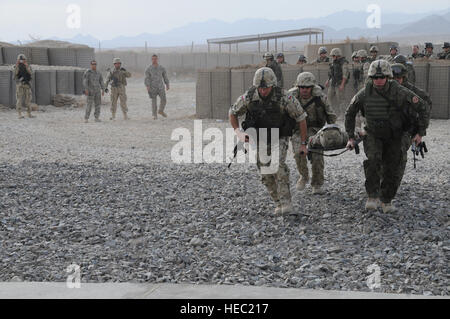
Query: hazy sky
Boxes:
[{"xmin": 1, "ymin": 0, "xmax": 449, "ymax": 42}]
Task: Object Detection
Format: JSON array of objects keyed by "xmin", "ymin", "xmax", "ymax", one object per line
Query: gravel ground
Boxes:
[{"xmin": 0, "ymin": 77, "xmax": 448, "ymax": 296}]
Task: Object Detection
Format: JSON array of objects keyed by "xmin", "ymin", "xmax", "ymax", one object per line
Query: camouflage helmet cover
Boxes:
[
  {"xmin": 298, "ymin": 54, "xmax": 307, "ymax": 61},
  {"xmin": 318, "ymin": 46, "xmax": 328, "ymax": 54},
  {"xmin": 296, "ymin": 72, "xmax": 316, "ymax": 87},
  {"xmin": 253, "ymin": 67, "xmax": 277, "ymax": 88},
  {"xmin": 393, "ymin": 54, "xmax": 408, "ymax": 65},
  {"xmin": 357, "ymin": 49, "xmax": 368, "ymax": 58},
  {"xmin": 369, "ymin": 45, "xmax": 379, "ymax": 52},
  {"xmin": 276, "ymin": 53, "xmax": 284, "ymax": 58},
  {"xmin": 313, "ymin": 125, "xmax": 349, "ymax": 150},
  {"xmin": 263, "ymin": 52, "xmax": 274, "ymax": 60},
  {"xmin": 330, "ymin": 48, "xmax": 342, "ymax": 56},
  {"xmin": 351, "ymin": 51, "xmax": 358, "ymax": 59},
  {"xmin": 368, "ymin": 60, "xmax": 393, "ymax": 78},
  {"xmin": 113, "ymin": 57, "xmax": 122, "ymax": 64},
  {"xmin": 425, "ymin": 42, "xmax": 433, "ymax": 49},
  {"xmin": 17, "ymin": 54, "xmax": 27, "ymax": 60}
]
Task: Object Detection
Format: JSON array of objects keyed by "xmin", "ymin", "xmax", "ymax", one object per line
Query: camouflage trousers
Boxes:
[
  {"xmin": 256, "ymin": 137, "xmax": 291, "ymax": 206},
  {"xmin": 327, "ymin": 85, "xmax": 345, "ymax": 115},
  {"xmin": 291, "ymin": 128, "xmax": 324, "ymax": 187},
  {"xmin": 394, "ymin": 133, "xmax": 413, "ymax": 191},
  {"xmin": 363, "ymin": 134, "xmax": 403, "ymax": 203},
  {"xmin": 85, "ymin": 90, "xmax": 102, "ymax": 120},
  {"xmin": 149, "ymin": 88, "xmax": 167, "ymax": 117},
  {"xmin": 16, "ymin": 84, "xmax": 32, "ymax": 114},
  {"xmin": 111, "ymin": 86, "xmax": 128, "ymax": 116}
]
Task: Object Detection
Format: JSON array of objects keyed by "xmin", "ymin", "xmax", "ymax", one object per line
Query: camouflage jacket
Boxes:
[
  {"xmin": 14, "ymin": 63, "xmax": 32, "ymax": 86},
  {"xmin": 288, "ymin": 85, "xmax": 336, "ymax": 129},
  {"xmin": 83, "ymin": 69, "xmax": 105, "ymax": 93},
  {"xmin": 144, "ymin": 64, "xmax": 169, "ymax": 90},
  {"xmin": 229, "ymin": 87, "xmax": 307, "ymax": 124},
  {"xmin": 345, "ymin": 80, "xmax": 429, "ymax": 139},
  {"xmin": 105, "ymin": 67, "xmax": 131, "ymax": 88}
]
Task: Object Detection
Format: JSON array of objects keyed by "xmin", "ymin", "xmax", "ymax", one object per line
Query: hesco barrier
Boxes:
[
  {"xmin": 197, "ymin": 61, "xmax": 450, "ymax": 120},
  {"xmin": 0, "ymin": 69, "xmax": 11, "ymax": 105},
  {"xmin": 0, "ymin": 48, "xmax": 4, "ymax": 65},
  {"xmin": 3, "ymin": 47, "xmax": 33, "ymax": 65},
  {"xmin": 56, "ymin": 70, "xmax": 75, "ymax": 95},
  {"xmin": 48, "ymin": 48, "xmax": 77, "ymax": 67},
  {"xmin": 74, "ymin": 69, "xmax": 86, "ymax": 95},
  {"xmin": 30, "ymin": 47, "xmax": 49, "ymax": 65},
  {"xmin": 34, "ymin": 70, "xmax": 57, "ymax": 106}
]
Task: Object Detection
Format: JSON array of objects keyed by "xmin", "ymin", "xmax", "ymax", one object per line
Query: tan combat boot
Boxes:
[
  {"xmin": 381, "ymin": 202, "xmax": 396, "ymax": 213},
  {"xmin": 281, "ymin": 202, "xmax": 294, "ymax": 216},
  {"xmin": 153, "ymin": 115, "xmax": 157, "ymax": 120},
  {"xmin": 124, "ymin": 113, "xmax": 129, "ymax": 120},
  {"xmin": 18, "ymin": 112, "xmax": 24, "ymax": 119},
  {"xmin": 365, "ymin": 198, "xmax": 379, "ymax": 211},
  {"xmin": 158, "ymin": 111, "xmax": 167, "ymax": 118},
  {"xmin": 95, "ymin": 118, "xmax": 101, "ymax": 123},
  {"xmin": 27, "ymin": 112, "xmax": 35, "ymax": 118},
  {"xmin": 296, "ymin": 177, "xmax": 307, "ymax": 191},
  {"xmin": 110, "ymin": 113, "xmax": 116, "ymax": 121},
  {"xmin": 274, "ymin": 202, "xmax": 283, "ymax": 216}
]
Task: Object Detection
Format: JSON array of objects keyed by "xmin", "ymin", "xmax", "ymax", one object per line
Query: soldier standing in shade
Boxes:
[
  {"xmin": 367, "ymin": 46, "xmax": 379, "ymax": 63},
  {"xmin": 345, "ymin": 60, "xmax": 429, "ymax": 213},
  {"xmin": 410, "ymin": 45, "xmax": 423, "ymax": 60},
  {"xmin": 145, "ymin": 54, "xmax": 170, "ymax": 120},
  {"xmin": 229, "ymin": 67, "xmax": 308, "ymax": 216},
  {"xmin": 438, "ymin": 42, "xmax": 450, "ymax": 60},
  {"xmin": 288, "ymin": 72, "xmax": 337, "ymax": 194},
  {"xmin": 423, "ymin": 43, "xmax": 435, "ymax": 59},
  {"xmin": 14, "ymin": 54, "xmax": 34, "ymax": 119},
  {"xmin": 105, "ymin": 58, "xmax": 131, "ymax": 120},
  {"xmin": 391, "ymin": 63, "xmax": 432, "ymax": 192},
  {"xmin": 316, "ymin": 47, "xmax": 330, "ymax": 63},
  {"xmin": 276, "ymin": 53, "xmax": 287, "ymax": 65},
  {"xmin": 393, "ymin": 54, "xmax": 416, "ymax": 85},
  {"xmin": 325, "ymin": 48, "xmax": 350, "ymax": 114},
  {"xmin": 83, "ymin": 60, "xmax": 105, "ymax": 123},
  {"xmin": 385, "ymin": 45, "xmax": 399, "ymax": 63},
  {"xmin": 264, "ymin": 52, "xmax": 283, "ymax": 88}
]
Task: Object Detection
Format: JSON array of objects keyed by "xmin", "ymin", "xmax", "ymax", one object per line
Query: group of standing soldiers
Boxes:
[
  {"xmin": 82, "ymin": 54, "xmax": 169, "ymax": 122},
  {"xmin": 229, "ymin": 44, "xmax": 433, "ymax": 216}
]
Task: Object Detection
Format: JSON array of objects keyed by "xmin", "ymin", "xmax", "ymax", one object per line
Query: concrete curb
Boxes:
[{"xmin": 0, "ymin": 283, "xmax": 447, "ymax": 299}]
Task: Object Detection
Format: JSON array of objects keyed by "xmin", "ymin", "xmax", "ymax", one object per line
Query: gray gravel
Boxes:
[{"xmin": 0, "ymin": 77, "xmax": 448, "ymax": 296}]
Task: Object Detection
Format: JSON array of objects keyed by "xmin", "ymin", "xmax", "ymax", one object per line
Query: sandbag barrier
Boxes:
[{"xmin": 196, "ymin": 61, "xmax": 450, "ymax": 120}]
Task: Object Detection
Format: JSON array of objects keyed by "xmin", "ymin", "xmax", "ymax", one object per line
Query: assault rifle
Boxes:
[{"xmin": 411, "ymin": 141, "xmax": 428, "ymax": 169}]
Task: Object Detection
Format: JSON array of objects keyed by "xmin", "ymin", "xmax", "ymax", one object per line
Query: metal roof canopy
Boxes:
[{"xmin": 207, "ymin": 28, "xmax": 324, "ymax": 53}]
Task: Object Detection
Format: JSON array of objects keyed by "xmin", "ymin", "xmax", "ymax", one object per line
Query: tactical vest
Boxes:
[
  {"xmin": 243, "ymin": 86, "xmax": 296, "ymax": 141},
  {"xmin": 329, "ymin": 57, "xmax": 345, "ymax": 86},
  {"xmin": 110, "ymin": 69, "xmax": 127, "ymax": 87},
  {"xmin": 301, "ymin": 96, "xmax": 327, "ymax": 129},
  {"xmin": 17, "ymin": 64, "xmax": 31, "ymax": 85},
  {"xmin": 363, "ymin": 82, "xmax": 405, "ymax": 139}
]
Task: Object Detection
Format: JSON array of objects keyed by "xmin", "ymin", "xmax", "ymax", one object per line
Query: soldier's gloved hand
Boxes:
[
  {"xmin": 346, "ymin": 138, "xmax": 356, "ymax": 150},
  {"xmin": 412, "ymin": 134, "xmax": 422, "ymax": 147},
  {"xmin": 235, "ymin": 129, "xmax": 249, "ymax": 143},
  {"xmin": 121, "ymin": 68, "xmax": 126, "ymax": 71},
  {"xmin": 105, "ymin": 88, "xmax": 109, "ymax": 94}
]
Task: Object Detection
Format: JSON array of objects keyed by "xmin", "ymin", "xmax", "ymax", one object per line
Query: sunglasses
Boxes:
[
  {"xmin": 371, "ymin": 76, "xmax": 386, "ymax": 80},
  {"xmin": 299, "ymin": 86, "xmax": 313, "ymax": 89}
]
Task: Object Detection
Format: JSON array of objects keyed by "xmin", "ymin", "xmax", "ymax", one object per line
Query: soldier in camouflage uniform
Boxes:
[
  {"xmin": 437, "ymin": 42, "xmax": 450, "ymax": 60},
  {"xmin": 367, "ymin": 46, "xmax": 379, "ymax": 63},
  {"xmin": 385, "ymin": 45, "xmax": 399, "ymax": 63},
  {"xmin": 145, "ymin": 54, "xmax": 170, "ymax": 120},
  {"xmin": 325, "ymin": 48, "xmax": 350, "ymax": 114},
  {"xmin": 391, "ymin": 63, "xmax": 432, "ymax": 191},
  {"xmin": 288, "ymin": 72, "xmax": 337, "ymax": 194},
  {"xmin": 297, "ymin": 54, "xmax": 307, "ymax": 65},
  {"xmin": 83, "ymin": 60, "xmax": 105, "ymax": 123},
  {"xmin": 14, "ymin": 54, "xmax": 34, "ymax": 119},
  {"xmin": 423, "ymin": 43, "xmax": 435, "ymax": 59},
  {"xmin": 316, "ymin": 47, "xmax": 330, "ymax": 63},
  {"xmin": 393, "ymin": 54, "xmax": 416, "ymax": 85},
  {"xmin": 345, "ymin": 60, "xmax": 429, "ymax": 213},
  {"xmin": 105, "ymin": 58, "xmax": 131, "ymax": 120},
  {"xmin": 229, "ymin": 67, "xmax": 308, "ymax": 216},
  {"xmin": 276, "ymin": 53, "xmax": 287, "ymax": 65},
  {"xmin": 264, "ymin": 52, "xmax": 283, "ymax": 88},
  {"xmin": 409, "ymin": 45, "xmax": 423, "ymax": 60}
]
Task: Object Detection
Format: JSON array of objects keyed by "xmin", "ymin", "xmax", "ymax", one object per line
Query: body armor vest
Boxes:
[{"xmin": 329, "ymin": 57, "xmax": 345, "ymax": 86}]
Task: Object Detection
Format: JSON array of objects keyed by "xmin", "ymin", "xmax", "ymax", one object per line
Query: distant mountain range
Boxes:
[{"xmin": 45, "ymin": 8, "xmax": 450, "ymax": 48}]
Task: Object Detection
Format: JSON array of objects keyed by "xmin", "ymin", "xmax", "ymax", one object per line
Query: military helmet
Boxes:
[
  {"xmin": 253, "ymin": 67, "xmax": 277, "ymax": 88},
  {"xmin": 425, "ymin": 42, "xmax": 433, "ymax": 49},
  {"xmin": 393, "ymin": 54, "xmax": 408, "ymax": 65},
  {"xmin": 263, "ymin": 52, "xmax": 274, "ymax": 60},
  {"xmin": 391, "ymin": 63, "xmax": 407, "ymax": 78},
  {"xmin": 351, "ymin": 51, "xmax": 358, "ymax": 59},
  {"xmin": 318, "ymin": 47, "xmax": 328, "ymax": 55},
  {"xmin": 442, "ymin": 42, "xmax": 450, "ymax": 49},
  {"xmin": 357, "ymin": 49, "xmax": 368, "ymax": 58},
  {"xmin": 298, "ymin": 54, "xmax": 307, "ymax": 62},
  {"xmin": 276, "ymin": 53, "xmax": 284, "ymax": 58},
  {"xmin": 316, "ymin": 125, "xmax": 349, "ymax": 150},
  {"xmin": 17, "ymin": 54, "xmax": 27, "ymax": 61},
  {"xmin": 390, "ymin": 44, "xmax": 399, "ymax": 51},
  {"xmin": 113, "ymin": 57, "xmax": 121, "ymax": 64},
  {"xmin": 296, "ymin": 72, "xmax": 316, "ymax": 87},
  {"xmin": 368, "ymin": 60, "xmax": 393, "ymax": 78},
  {"xmin": 369, "ymin": 45, "xmax": 379, "ymax": 53},
  {"xmin": 330, "ymin": 48, "xmax": 342, "ymax": 57}
]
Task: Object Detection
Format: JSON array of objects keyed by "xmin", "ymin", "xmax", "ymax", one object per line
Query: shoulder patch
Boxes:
[{"xmin": 412, "ymin": 96, "xmax": 419, "ymax": 104}]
